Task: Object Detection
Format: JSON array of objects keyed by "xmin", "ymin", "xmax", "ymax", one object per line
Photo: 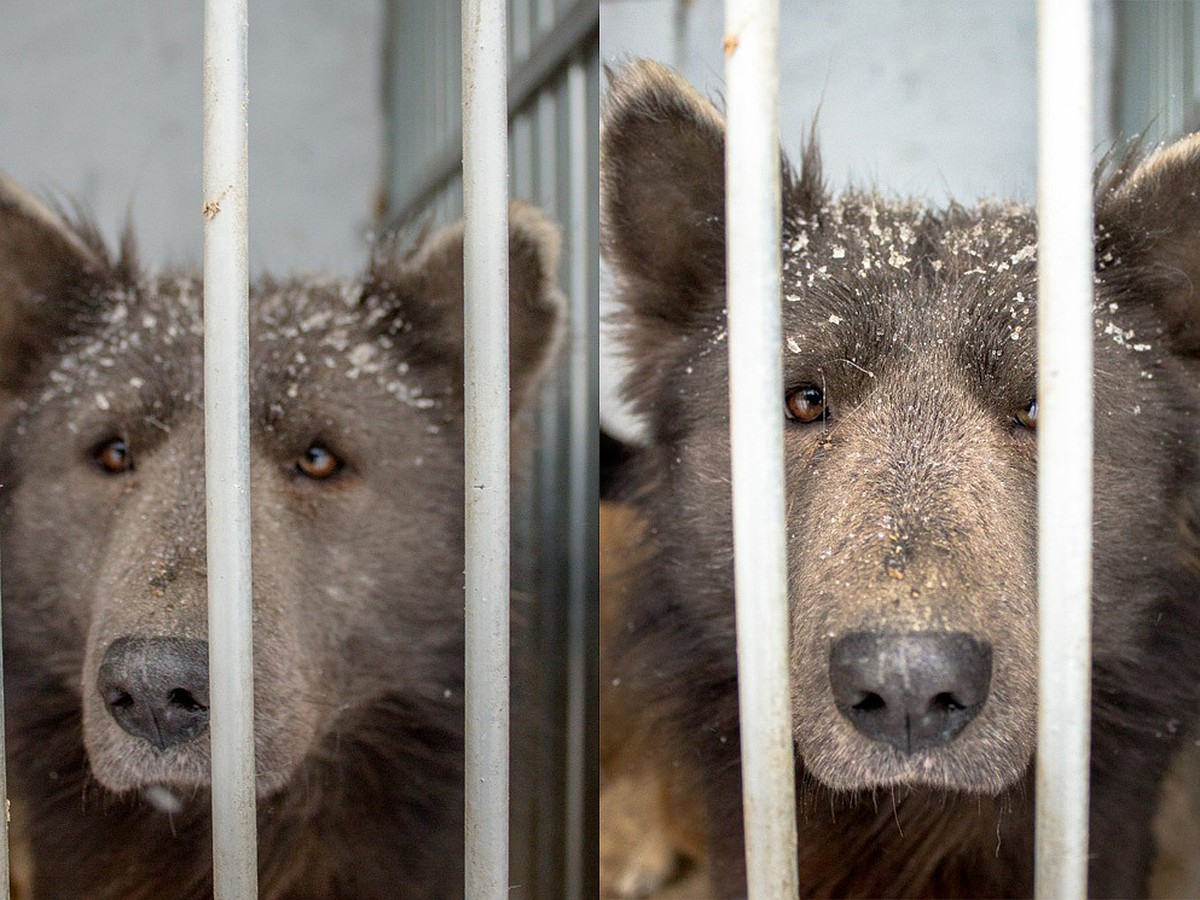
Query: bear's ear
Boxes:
[
  {"xmin": 0, "ymin": 173, "xmax": 109, "ymax": 393},
  {"xmin": 1097, "ymin": 134, "xmax": 1200, "ymax": 355},
  {"xmin": 601, "ymin": 60, "xmax": 728, "ymax": 329},
  {"xmin": 370, "ymin": 203, "xmax": 564, "ymax": 414}
]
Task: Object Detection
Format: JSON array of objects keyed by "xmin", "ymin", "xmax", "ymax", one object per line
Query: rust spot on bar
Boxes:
[
  {"xmin": 723, "ymin": 32, "xmax": 740, "ymax": 56},
  {"xmin": 203, "ymin": 200, "xmax": 221, "ymax": 220}
]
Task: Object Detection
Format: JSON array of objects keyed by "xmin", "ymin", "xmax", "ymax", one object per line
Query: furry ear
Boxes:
[
  {"xmin": 370, "ymin": 203, "xmax": 564, "ymax": 413},
  {"xmin": 601, "ymin": 60, "xmax": 728, "ymax": 325},
  {"xmin": 601, "ymin": 61, "xmax": 825, "ymax": 442},
  {"xmin": 0, "ymin": 173, "xmax": 109, "ymax": 393},
  {"xmin": 1097, "ymin": 134, "xmax": 1200, "ymax": 355}
]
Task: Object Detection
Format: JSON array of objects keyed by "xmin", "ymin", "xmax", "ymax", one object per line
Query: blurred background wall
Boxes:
[{"xmin": 0, "ymin": 1, "xmax": 383, "ymax": 273}]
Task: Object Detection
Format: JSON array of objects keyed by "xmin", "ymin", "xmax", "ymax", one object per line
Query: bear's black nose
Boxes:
[
  {"xmin": 828, "ymin": 631, "xmax": 992, "ymax": 754},
  {"xmin": 98, "ymin": 636, "xmax": 210, "ymax": 750}
]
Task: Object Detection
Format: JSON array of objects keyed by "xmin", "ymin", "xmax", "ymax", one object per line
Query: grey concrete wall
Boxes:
[
  {"xmin": 602, "ymin": 0, "xmax": 1116, "ymax": 202},
  {"xmin": 0, "ymin": 1, "xmax": 383, "ymax": 275}
]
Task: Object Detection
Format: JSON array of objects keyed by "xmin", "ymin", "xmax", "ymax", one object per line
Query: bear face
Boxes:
[
  {"xmin": 0, "ymin": 175, "xmax": 563, "ymax": 896},
  {"xmin": 603, "ymin": 59, "xmax": 1200, "ymax": 897}
]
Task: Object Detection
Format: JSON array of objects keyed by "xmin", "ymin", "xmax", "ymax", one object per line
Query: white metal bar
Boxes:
[
  {"xmin": 202, "ymin": 0, "xmax": 259, "ymax": 896},
  {"xmin": 462, "ymin": 1, "xmax": 510, "ymax": 896},
  {"xmin": 1035, "ymin": 0, "xmax": 1093, "ymax": 896},
  {"xmin": 723, "ymin": 2, "xmax": 799, "ymax": 898}
]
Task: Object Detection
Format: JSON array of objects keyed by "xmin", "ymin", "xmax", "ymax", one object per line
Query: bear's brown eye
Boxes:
[
  {"xmin": 785, "ymin": 386, "xmax": 827, "ymax": 423},
  {"xmin": 296, "ymin": 445, "xmax": 342, "ymax": 480},
  {"xmin": 1016, "ymin": 399, "xmax": 1037, "ymax": 430},
  {"xmin": 94, "ymin": 438, "xmax": 133, "ymax": 474}
]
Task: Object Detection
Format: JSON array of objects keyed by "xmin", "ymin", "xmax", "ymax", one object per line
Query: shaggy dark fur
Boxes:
[
  {"xmin": 602, "ymin": 59, "xmax": 1200, "ymax": 898},
  {"xmin": 0, "ymin": 175, "xmax": 563, "ymax": 898}
]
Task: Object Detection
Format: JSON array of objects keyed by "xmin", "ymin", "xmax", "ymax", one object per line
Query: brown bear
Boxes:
[
  {"xmin": 0, "ymin": 175, "xmax": 562, "ymax": 898},
  {"xmin": 601, "ymin": 59, "xmax": 1200, "ymax": 898}
]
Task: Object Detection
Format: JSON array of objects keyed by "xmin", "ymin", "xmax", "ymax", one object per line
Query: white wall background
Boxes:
[
  {"xmin": 600, "ymin": 0, "xmax": 1116, "ymax": 438},
  {"xmin": 0, "ymin": 1, "xmax": 383, "ymax": 275}
]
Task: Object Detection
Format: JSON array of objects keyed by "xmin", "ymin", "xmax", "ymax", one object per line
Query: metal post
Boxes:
[
  {"xmin": 723, "ymin": 1, "xmax": 799, "ymax": 898},
  {"xmin": 563, "ymin": 54, "xmax": 593, "ymax": 900},
  {"xmin": 462, "ymin": 1, "xmax": 510, "ymax": 896},
  {"xmin": 202, "ymin": 0, "xmax": 258, "ymax": 896},
  {"xmin": 1034, "ymin": 0, "xmax": 1094, "ymax": 896}
]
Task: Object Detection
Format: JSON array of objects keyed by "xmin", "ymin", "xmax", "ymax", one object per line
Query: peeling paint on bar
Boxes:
[
  {"xmin": 202, "ymin": 0, "xmax": 259, "ymax": 896},
  {"xmin": 462, "ymin": 1, "xmax": 511, "ymax": 897}
]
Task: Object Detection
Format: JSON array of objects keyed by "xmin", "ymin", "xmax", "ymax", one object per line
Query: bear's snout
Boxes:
[
  {"xmin": 97, "ymin": 636, "xmax": 210, "ymax": 750},
  {"xmin": 829, "ymin": 631, "xmax": 993, "ymax": 754}
]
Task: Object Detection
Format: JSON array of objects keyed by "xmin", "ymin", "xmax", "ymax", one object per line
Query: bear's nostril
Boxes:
[
  {"xmin": 851, "ymin": 692, "xmax": 885, "ymax": 713},
  {"xmin": 167, "ymin": 688, "xmax": 206, "ymax": 713},
  {"xmin": 829, "ymin": 631, "xmax": 992, "ymax": 755},
  {"xmin": 931, "ymin": 691, "xmax": 965, "ymax": 713},
  {"xmin": 98, "ymin": 636, "xmax": 210, "ymax": 750}
]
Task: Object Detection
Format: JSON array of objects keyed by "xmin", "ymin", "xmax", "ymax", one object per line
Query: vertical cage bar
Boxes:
[
  {"xmin": 202, "ymin": 0, "xmax": 259, "ymax": 896},
  {"xmin": 531, "ymin": 66, "xmax": 562, "ymax": 899},
  {"xmin": 462, "ymin": 1, "xmax": 510, "ymax": 896},
  {"xmin": 432, "ymin": 4, "xmax": 444, "ymax": 158},
  {"xmin": 1034, "ymin": 0, "xmax": 1093, "ymax": 897},
  {"xmin": 512, "ymin": 116, "xmax": 534, "ymax": 200},
  {"xmin": 722, "ymin": 2, "xmax": 799, "ymax": 898},
  {"xmin": 563, "ymin": 55, "xmax": 592, "ymax": 900}
]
